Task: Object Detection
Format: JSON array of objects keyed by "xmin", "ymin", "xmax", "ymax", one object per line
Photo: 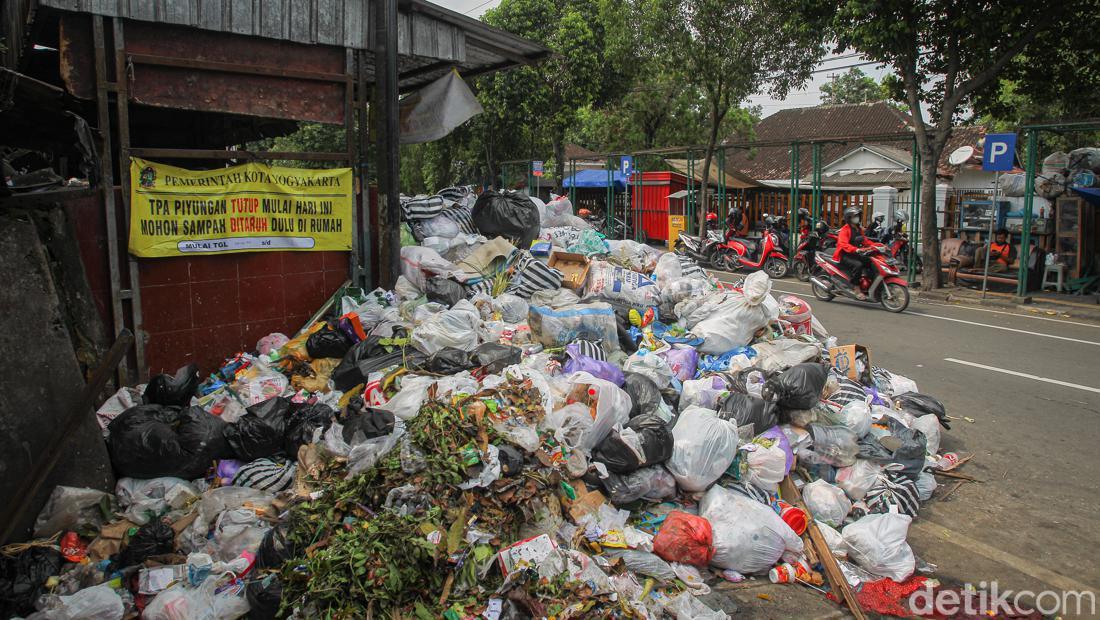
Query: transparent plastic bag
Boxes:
[
  {"xmin": 842, "ymin": 513, "xmax": 915, "ymax": 582},
  {"xmin": 116, "ymin": 477, "xmax": 200, "ymax": 525},
  {"xmin": 42, "ymin": 583, "xmax": 124, "ymax": 620},
  {"xmin": 565, "ymin": 372, "xmax": 632, "ymax": 451},
  {"xmin": 623, "ymin": 350, "xmax": 675, "ymax": 390},
  {"xmin": 835, "ymin": 459, "xmax": 884, "ymax": 501},
  {"xmin": 808, "ymin": 424, "xmax": 860, "ymax": 467},
  {"xmin": 700, "ymin": 484, "xmax": 803, "ymax": 574},
  {"xmin": 491, "ymin": 293, "xmax": 529, "ymax": 323},
  {"xmin": 141, "ymin": 575, "xmax": 249, "ymax": 620},
  {"xmin": 410, "ymin": 300, "xmax": 481, "ymax": 354},
  {"xmin": 34, "ymin": 487, "xmax": 112, "ymax": 538},
  {"xmin": 802, "ymin": 479, "xmax": 852, "ymax": 527},
  {"xmin": 837, "ymin": 401, "xmax": 873, "ymax": 438},
  {"xmin": 607, "ymin": 549, "xmax": 677, "ymax": 582},
  {"xmin": 666, "ymin": 407, "xmax": 739, "ymax": 492}
]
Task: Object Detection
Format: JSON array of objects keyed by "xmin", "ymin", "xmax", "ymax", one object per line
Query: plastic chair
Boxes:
[{"xmin": 1042, "ymin": 263, "xmax": 1066, "ymax": 293}]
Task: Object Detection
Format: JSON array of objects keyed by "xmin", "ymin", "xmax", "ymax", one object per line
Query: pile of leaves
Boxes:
[{"xmin": 276, "ymin": 378, "xmax": 571, "ymax": 617}]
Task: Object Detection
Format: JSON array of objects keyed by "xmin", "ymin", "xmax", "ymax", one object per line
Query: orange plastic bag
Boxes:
[{"xmin": 652, "ymin": 510, "xmax": 714, "ymax": 567}]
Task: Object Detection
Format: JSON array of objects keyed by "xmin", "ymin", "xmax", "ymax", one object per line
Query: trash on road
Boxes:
[{"xmin": 10, "ymin": 188, "xmax": 966, "ymax": 619}]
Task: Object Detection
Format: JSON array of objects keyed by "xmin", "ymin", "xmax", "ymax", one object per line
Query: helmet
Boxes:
[
  {"xmin": 578, "ymin": 208, "xmax": 592, "ymax": 217},
  {"xmin": 873, "ymin": 213, "xmax": 886, "ymax": 223},
  {"xmin": 894, "ymin": 209, "xmax": 908, "ymax": 222},
  {"xmin": 763, "ymin": 215, "xmax": 776, "ymax": 226},
  {"xmin": 814, "ymin": 221, "xmax": 829, "ymax": 235},
  {"xmin": 729, "ymin": 207, "xmax": 743, "ymax": 221},
  {"xmin": 843, "ymin": 207, "xmax": 862, "ymax": 226},
  {"xmin": 799, "ymin": 208, "xmax": 810, "ymax": 220},
  {"xmin": 706, "ymin": 212, "xmax": 718, "ymax": 222}
]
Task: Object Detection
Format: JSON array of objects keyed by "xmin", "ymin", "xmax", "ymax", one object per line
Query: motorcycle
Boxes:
[
  {"xmin": 583, "ymin": 211, "xmax": 641, "ymax": 242},
  {"xmin": 881, "ymin": 226, "xmax": 923, "ymax": 273},
  {"xmin": 809, "ymin": 245, "xmax": 910, "ymax": 312},
  {"xmin": 793, "ymin": 227, "xmax": 842, "ymax": 281},
  {"xmin": 675, "ymin": 229, "xmax": 726, "ymax": 267},
  {"xmin": 714, "ymin": 222, "xmax": 789, "ymax": 279}
]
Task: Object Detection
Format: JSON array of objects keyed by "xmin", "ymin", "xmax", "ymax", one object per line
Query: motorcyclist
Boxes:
[
  {"xmin": 796, "ymin": 208, "xmax": 811, "ymax": 238},
  {"xmin": 833, "ymin": 206, "xmax": 876, "ymax": 300},
  {"xmin": 726, "ymin": 206, "xmax": 750, "ymax": 239},
  {"xmin": 706, "ymin": 211, "xmax": 720, "ymax": 230},
  {"xmin": 865, "ymin": 212, "xmax": 886, "ymax": 240}
]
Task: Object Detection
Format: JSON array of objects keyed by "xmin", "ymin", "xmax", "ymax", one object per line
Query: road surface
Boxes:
[{"xmin": 709, "ymin": 271, "xmax": 1100, "ymax": 617}]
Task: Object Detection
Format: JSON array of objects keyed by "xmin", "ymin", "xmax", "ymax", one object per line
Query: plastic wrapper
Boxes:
[
  {"xmin": 676, "ymin": 271, "xmax": 779, "ymax": 354},
  {"xmin": 652, "ymin": 511, "xmax": 714, "ymax": 567},
  {"xmin": 591, "ymin": 413, "xmax": 673, "ymax": 474},
  {"xmin": 808, "ymin": 424, "xmax": 860, "ymax": 467},
  {"xmin": 529, "ymin": 302, "xmax": 619, "ymax": 354},
  {"xmin": 842, "ymin": 513, "xmax": 915, "ymax": 582},
  {"xmin": 764, "ymin": 363, "xmax": 828, "ymax": 410},
  {"xmin": 700, "ymin": 484, "xmax": 803, "ymax": 574},
  {"xmin": 410, "ymin": 299, "xmax": 481, "ymax": 354},
  {"xmin": 802, "ymin": 479, "xmax": 852, "ymax": 527},
  {"xmin": 584, "ymin": 261, "xmax": 661, "ymax": 309},
  {"xmin": 108, "ymin": 405, "xmax": 229, "ymax": 480},
  {"xmin": 666, "ymin": 406, "xmax": 739, "ymax": 492}
]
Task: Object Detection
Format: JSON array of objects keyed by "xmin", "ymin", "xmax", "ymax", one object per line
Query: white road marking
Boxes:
[
  {"xmin": 912, "ymin": 519, "xmax": 1098, "ymax": 593},
  {"xmin": 944, "ymin": 358, "xmax": 1100, "ymax": 394},
  {"xmin": 911, "ymin": 312, "xmax": 1100, "ymax": 347},
  {"xmin": 919, "ymin": 300, "xmax": 1100, "ymax": 329}
]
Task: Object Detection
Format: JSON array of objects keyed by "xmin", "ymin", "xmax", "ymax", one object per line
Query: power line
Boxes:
[{"xmin": 462, "ymin": 0, "xmax": 499, "ymax": 15}]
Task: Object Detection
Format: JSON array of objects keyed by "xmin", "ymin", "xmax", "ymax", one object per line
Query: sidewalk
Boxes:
[{"xmin": 917, "ymin": 285, "xmax": 1100, "ymax": 323}]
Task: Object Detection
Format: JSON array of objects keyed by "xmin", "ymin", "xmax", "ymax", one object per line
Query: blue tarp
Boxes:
[
  {"xmin": 563, "ymin": 169, "xmax": 630, "ymax": 190},
  {"xmin": 1072, "ymin": 186, "xmax": 1100, "ymax": 207}
]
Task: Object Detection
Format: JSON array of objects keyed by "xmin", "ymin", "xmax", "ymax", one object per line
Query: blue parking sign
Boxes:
[
  {"xmin": 621, "ymin": 156, "xmax": 634, "ymax": 176},
  {"xmin": 983, "ymin": 133, "xmax": 1017, "ymax": 172}
]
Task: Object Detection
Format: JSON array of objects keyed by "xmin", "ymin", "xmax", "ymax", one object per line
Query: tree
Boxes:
[
  {"xmin": 821, "ymin": 68, "xmax": 887, "ymax": 105},
  {"xmin": 480, "ymin": 0, "xmax": 617, "ymax": 190},
  {"xmin": 638, "ymin": 0, "xmax": 828, "ymax": 235},
  {"xmin": 820, "ymin": 0, "xmax": 1083, "ymax": 290}
]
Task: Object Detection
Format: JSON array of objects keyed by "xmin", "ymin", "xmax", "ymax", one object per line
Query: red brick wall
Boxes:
[{"xmin": 67, "ymin": 189, "xmax": 352, "ymax": 377}]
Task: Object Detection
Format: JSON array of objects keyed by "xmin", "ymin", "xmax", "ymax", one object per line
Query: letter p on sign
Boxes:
[{"xmin": 983, "ymin": 133, "xmax": 1017, "ymax": 171}]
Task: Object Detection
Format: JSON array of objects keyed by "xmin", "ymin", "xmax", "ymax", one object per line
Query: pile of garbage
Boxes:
[{"xmin": 4, "ymin": 188, "xmax": 962, "ymax": 619}]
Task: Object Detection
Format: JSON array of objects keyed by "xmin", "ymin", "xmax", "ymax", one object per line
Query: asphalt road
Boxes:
[{"xmin": 710, "ymin": 271, "xmax": 1100, "ymax": 617}]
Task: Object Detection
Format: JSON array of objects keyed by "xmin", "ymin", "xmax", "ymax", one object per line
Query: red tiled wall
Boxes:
[{"xmin": 66, "ymin": 189, "xmax": 352, "ymax": 377}]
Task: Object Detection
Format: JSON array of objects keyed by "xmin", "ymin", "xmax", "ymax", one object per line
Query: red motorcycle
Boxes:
[
  {"xmin": 809, "ymin": 244, "xmax": 910, "ymax": 312},
  {"xmin": 714, "ymin": 217, "xmax": 789, "ymax": 278},
  {"xmin": 792, "ymin": 223, "xmax": 838, "ymax": 282}
]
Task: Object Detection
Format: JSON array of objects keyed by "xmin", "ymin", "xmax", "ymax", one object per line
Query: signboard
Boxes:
[
  {"xmin": 532, "ymin": 160, "xmax": 544, "ymax": 177},
  {"xmin": 128, "ymin": 158, "xmax": 353, "ymax": 257},
  {"xmin": 620, "ymin": 155, "xmax": 634, "ymax": 177},
  {"xmin": 982, "ymin": 133, "xmax": 1017, "ymax": 172}
]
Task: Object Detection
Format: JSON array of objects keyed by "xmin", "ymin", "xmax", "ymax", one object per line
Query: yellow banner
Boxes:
[{"xmin": 128, "ymin": 158, "xmax": 352, "ymax": 257}]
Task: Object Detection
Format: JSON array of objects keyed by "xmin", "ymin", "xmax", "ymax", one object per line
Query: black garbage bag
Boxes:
[
  {"xmin": 473, "ymin": 343, "xmax": 522, "ymax": 374},
  {"xmin": 764, "ymin": 363, "xmax": 828, "ymax": 410},
  {"xmin": 342, "ymin": 407, "xmax": 396, "ymax": 443},
  {"xmin": 600, "ymin": 465, "xmax": 678, "ymax": 505},
  {"xmin": 246, "ymin": 524, "xmax": 297, "ymax": 620},
  {"xmin": 894, "ymin": 392, "xmax": 950, "ymax": 429},
  {"xmin": 858, "ymin": 416, "xmax": 928, "ymax": 476},
  {"xmin": 283, "ymin": 402, "xmax": 336, "ymax": 457},
  {"xmin": 225, "ymin": 397, "xmax": 290, "ymax": 461},
  {"xmin": 471, "ymin": 190, "xmax": 540, "ymax": 248},
  {"xmin": 306, "ymin": 323, "xmax": 355, "ymax": 359},
  {"xmin": 118, "ymin": 519, "xmax": 175, "ymax": 567},
  {"xmin": 0, "ymin": 547, "xmax": 61, "ymax": 618},
  {"xmin": 591, "ymin": 413, "xmax": 673, "ymax": 474},
  {"xmin": 728, "ymin": 367, "xmax": 777, "ymax": 395},
  {"xmin": 717, "ymin": 392, "xmax": 778, "ymax": 435},
  {"xmin": 107, "ymin": 404, "xmax": 229, "ymax": 479},
  {"xmin": 143, "ymin": 364, "xmax": 199, "ymax": 407},
  {"xmin": 498, "ymin": 445, "xmax": 525, "ymax": 476},
  {"xmin": 621, "ymin": 372, "xmax": 663, "ymax": 419},
  {"xmin": 332, "ymin": 334, "xmax": 425, "ymax": 391},
  {"xmin": 427, "ymin": 348, "xmax": 474, "ymax": 374},
  {"xmin": 425, "ymin": 277, "xmax": 466, "ymax": 307}
]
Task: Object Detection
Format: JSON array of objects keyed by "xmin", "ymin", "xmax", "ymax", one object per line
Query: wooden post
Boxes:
[{"xmin": 373, "ymin": 0, "xmax": 401, "ymax": 288}]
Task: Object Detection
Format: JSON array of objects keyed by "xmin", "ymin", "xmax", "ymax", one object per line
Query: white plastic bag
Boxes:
[
  {"xmin": 842, "ymin": 513, "xmax": 916, "ymax": 582},
  {"xmin": 837, "ymin": 401, "xmax": 873, "ymax": 438},
  {"xmin": 816, "ymin": 521, "xmax": 848, "ymax": 559},
  {"xmin": 666, "ymin": 407, "xmax": 739, "ymax": 492},
  {"xmin": 887, "ymin": 373, "xmax": 918, "ymax": 396},
  {"xmin": 410, "ymin": 299, "xmax": 481, "ymax": 354},
  {"xmin": 623, "ymin": 350, "xmax": 675, "ymax": 390},
  {"xmin": 677, "ymin": 271, "xmax": 779, "ymax": 354},
  {"xmin": 700, "ymin": 484, "xmax": 803, "ymax": 574},
  {"xmin": 911, "ymin": 413, "xmax": 942, "ymax": 456},
  {"xmin": 802, "ymin": 479, "xmax": 852, "ymax": 527},
  {"xmin": 744, "ymin": 441, "xmax": 788, "ymax": 491},
  {"xmin": 375, "ymin": 375, "xmax": 436, "ymax": 420},
  {"xmin": 44, "ymin": 584, "xmax": 124, "ymax": 620},
  {"xmin": 565, "ymin": 372, "xmax": 632, "ymax": 451},
  {"xmin": 835, "ymin": 459, "xmax": 884, "ymax": 501},
  {"xmin": 491, "ymin": 293, "xmax": 529, "ymax": 323},
  {"xmin": 751, "ymin": 339, "xmax": 823, "ymax": 373},
  {"xmin": 400, "ymin": 246, "xmax": 464, "ymax": 292},
  {"xmin": 679, "ymin": 376, "xmax": 730, "ymax": 412},
  {"xmin": 141, "ymin": 575, "xmax": 249, "ymax": 620}
]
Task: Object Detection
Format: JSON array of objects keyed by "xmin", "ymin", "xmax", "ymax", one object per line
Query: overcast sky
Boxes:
[{"xmin": 435, "ymin": 0, "xmax": 896, "ymax": 118}]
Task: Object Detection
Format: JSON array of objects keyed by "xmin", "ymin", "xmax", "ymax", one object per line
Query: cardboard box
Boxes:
[
  {"xmin": 829, "ymin": 344, "xmax": 871, "ymax": 384},
  {"xmin": 549, "ymin": 251, "xmax": 591, "ymax": 290}
]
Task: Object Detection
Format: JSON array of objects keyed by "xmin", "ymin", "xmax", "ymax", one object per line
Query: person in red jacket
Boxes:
[{"xmin": 833, "ymin": 206, "xmax": 875, "ymax": 299}]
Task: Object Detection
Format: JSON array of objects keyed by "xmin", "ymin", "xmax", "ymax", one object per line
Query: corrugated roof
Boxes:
[{"xmin": 664, "ymin": 158, "xmax": 758, "ymax": 189}]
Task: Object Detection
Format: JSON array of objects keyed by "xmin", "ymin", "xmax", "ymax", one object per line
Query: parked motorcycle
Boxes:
[
  {"xmin": 582, "ymin": 210, "xmax": 640, "ymax": 242},
  {"xmin": 881, "ymin": 227, "xmax": 923, "ymax": 273},
  {"xmin": 675, "ymin": 229, "xmax": 725, "ymax": 267},
  {"xmin": 809, "ymin": 245, "xmax": 910, "ymax": 312},
  {"xmin": 792, "ymin": 222, "xmax": 830, "ymax": 282},
  {"xmin": 714, "ymin": 217, "xmax": 789, "ymax": 278}
]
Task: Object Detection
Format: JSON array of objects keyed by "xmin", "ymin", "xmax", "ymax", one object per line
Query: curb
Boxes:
[{"xmin": 916, "ymin": 289, "xmax": 1100, "ymax": 323}]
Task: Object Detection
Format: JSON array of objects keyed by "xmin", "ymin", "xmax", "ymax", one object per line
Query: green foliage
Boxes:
[{"xmin": 820, "ymin": 68, "xmax": 888, "ymax": 105}]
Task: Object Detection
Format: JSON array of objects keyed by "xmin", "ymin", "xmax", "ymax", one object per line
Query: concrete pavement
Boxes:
[{"xmin": 712, "ymin": 271, "xmax": 1100, "ymax": 616}]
